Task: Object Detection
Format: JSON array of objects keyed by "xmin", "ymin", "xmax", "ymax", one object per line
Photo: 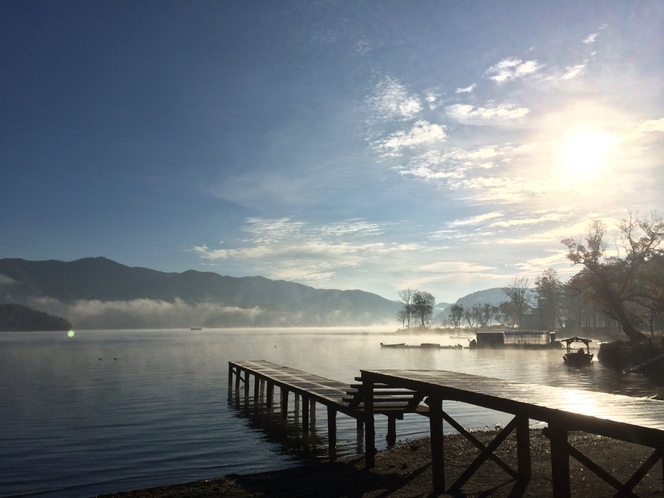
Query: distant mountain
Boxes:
[
  {"xmin": 434, "ymin": 288, "xmax": 507, "ymax": 325},
  {"xmin": 0, "ymin": 257, "xmax": 401, "ymax": 329},
  {"xmin": 0, "ymin": 303, "xmax": 72, "ymax": 331}
]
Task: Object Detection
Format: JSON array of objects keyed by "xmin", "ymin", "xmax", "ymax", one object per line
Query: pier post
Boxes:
[
  {"xmin": 386, "ymin": 415, "xmax": 397, "ymax": 447},
  {"xmin": 302, "ymin": 396, "xmax": 309, "ymax": 432},
  {"xmin": 266, "ymin": 382, "xmax": 274, "ymax": 412},
  {"xmin": 253, "ymin": 375, "xmax": 260, "ymax": 408},
  {"xmin": 310, "ymin": 400, "xmax": 316, "ymax": 427},
  {"xmin": 327, "ymin": 406, "xmax": 337, "ymax": 454},
  {"xmin": 234, "ymin": 368, "xmax": 241, "ymax": 403},
  {"xmin": 548, "ymin": 424, "xmax": 570, "ymax": 498},
  {"xmin": 244, "ymin": 372, "xmax": 250, "ymax": 406},
  {"xmin": 281, "ymin": 388, "xmax": 289, "ymax": 419},
  {"xmin": 363, "ymin": 374, "xmax": 375, "ymax": 468},
  {"xmin": 227, "ymin": 364, "xmax": 233, "ymax": 400},
  {"xmin": 516, "ymin": 414, "xmax": 531, "ymax": 481},
  {"xmin": 427, "ymin": 394, "xmax": 445, "ymax": 493}
]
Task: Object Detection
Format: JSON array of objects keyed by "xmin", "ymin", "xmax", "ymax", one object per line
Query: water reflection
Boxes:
[{"xmin": 2, "ymin": 328, "xmax": 664, "ymax": 498}]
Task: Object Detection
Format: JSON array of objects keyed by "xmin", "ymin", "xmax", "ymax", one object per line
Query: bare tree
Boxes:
[
  {"xmin": 534, "ymin": 268, "xmax": 564, "ymax": 331},
  {"xmin": 398, "ymin": 289, "xmax": 414, "ymax": 328},
  {"xmin": 502, "ymin": 277, "xmax": 531, "ymax": 328},
  {"xmin": 463, "ymin": 305, "xmax": 478, "ymax": 329},
  {"xmin": 446, "ymin": 304, "xmax": 464, "ymax": 329},
  {"xmin": 396, "ymin": 309, "xmax": 407, "ymax": 329},
  {"xmin": 562, "ymin": 212, "xmax": 664, "ymax": 342}
]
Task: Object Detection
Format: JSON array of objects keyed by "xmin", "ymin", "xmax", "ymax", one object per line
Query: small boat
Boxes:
[
  {"xmin": 380, "ymin": 342, "xmax": 406, "ymax": 348},
  {"xmin": 562, "ymin": 337, "xmax": 593, "ymax": 367},
  {"xmin": 190, "ymin": 327, "xmax": 202, "ymax": 331}
]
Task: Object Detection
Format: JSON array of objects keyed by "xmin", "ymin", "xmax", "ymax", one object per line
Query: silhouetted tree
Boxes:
[
  {"xmin": 534, "ymin": 268, "xmax": 564, "ymax": 330},
  {"xmin": 398, "ymin": 289, "xmax": 414, "ymax": 328},
  {"xmin": 562, "ymin": 212, "xmax": 664, "ymax": 341},
  {"xmin": 412, "ymin": 291, "xmax": 435, "ymax": 327},
  {"xmin": 502, "ymin": 277, "xmax": 531, "ymax": 328},
  {"xmin": 447, "ymin": 304, "xmax": 464, "ymax": 329}
]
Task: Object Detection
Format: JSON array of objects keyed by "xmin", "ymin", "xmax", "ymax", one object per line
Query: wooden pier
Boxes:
[
  {"xmin": 228, "ymin": 360, "xmax": 425, "ymax": 451},
  {"xmin": 229, "ymin": 361, "xmax": 664, "ymax": 497}
]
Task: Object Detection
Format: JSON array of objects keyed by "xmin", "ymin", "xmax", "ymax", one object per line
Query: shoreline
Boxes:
[{"xmin": 97, "ymin": 428, "xmax": 664, "ymax": 497}]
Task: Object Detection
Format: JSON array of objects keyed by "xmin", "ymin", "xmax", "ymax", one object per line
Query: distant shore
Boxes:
[{"xmin": 97, "ymin": 429, "xmax": 663, "ymax": 497}]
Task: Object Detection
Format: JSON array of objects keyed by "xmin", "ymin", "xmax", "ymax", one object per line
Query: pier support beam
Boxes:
[
  {"xmin": 310, "ymin": 400, "xmax": 316, "ymax": 427},
  {"xmin": 327, "ymin": 406, "xmax": 337, "ymax": 453},
  {"xmin": 386, "ymin": 416, "xmax": 397, "ymax": 447},
  {"xmin": 302, "ymin": 396, "xmax": 309, "ymax": 432},
  {"xmin": 427, "ymin": 394, "xmax": 445, "ymax": 493},
  {"xmin": 253, "ymin": 375, "xmax": 260, "ymax": 407},
  {"xmin": 363, "ymin": 376, "xmax": 375, "ymax": 468},
  {"xmin": 266, "ymin": 382, "xmax": 274, "ymax": 412},
  {"xmin": 516, "ymin": 414, "xmax": 531, "ymax": 482},
  {"xmin": 547, "ymin": 425, "xmax": 571, "ymax": 498},
  {"xmin": 227, "ymin": 364, "xmax": 233, "ymax": 400},
  {"xmin": 280, "ymin": 388, "xmax": 289, "ymax": 419}
]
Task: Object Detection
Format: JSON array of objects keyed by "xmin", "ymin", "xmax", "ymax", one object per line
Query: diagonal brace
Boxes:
[
  {"xmin": 442, "ymin": 411, "xmax": 519, "ymax": 480},
  {"xmin": 447, "ymin": 417, "xmax": 518, "ymax": 494}
]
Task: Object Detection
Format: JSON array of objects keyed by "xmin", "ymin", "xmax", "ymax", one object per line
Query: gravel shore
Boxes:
[{"xmin": 97, "ymin": 428, "xmax": 664, "ymax": 497}]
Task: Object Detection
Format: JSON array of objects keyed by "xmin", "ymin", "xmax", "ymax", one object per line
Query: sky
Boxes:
[{"xmin": 2, "ymin": 1, "xmax": 664, "ymax": 304}]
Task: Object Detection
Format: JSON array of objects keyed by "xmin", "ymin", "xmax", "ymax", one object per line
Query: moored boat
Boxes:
[
  {"xmin": 562, "ymin": 336, "xmax": 593, "ymax": 366},
  {"xmin": 380, "ymin": 342, "xmax": 406, "ymax": 348}
]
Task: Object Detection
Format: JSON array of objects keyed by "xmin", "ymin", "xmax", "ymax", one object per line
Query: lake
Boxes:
[{"xmin": 1, "ymin": 328, "xmax": 662, "ymax": 498}]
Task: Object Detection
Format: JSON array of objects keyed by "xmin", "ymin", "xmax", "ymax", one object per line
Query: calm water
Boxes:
[{"xmin": 1, "ymin": 328, "xmax": 662, "ymax": 498}]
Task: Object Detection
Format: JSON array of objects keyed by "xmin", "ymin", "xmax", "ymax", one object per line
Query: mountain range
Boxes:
[{"xmin": 0, "ymin": 257, "xmax": 402, "ymax": 329}]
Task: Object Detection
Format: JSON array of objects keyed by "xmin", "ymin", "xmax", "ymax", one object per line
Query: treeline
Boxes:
[{"xmin": 396, "ymin": 211, "xmax": 664, "ymax": 340}]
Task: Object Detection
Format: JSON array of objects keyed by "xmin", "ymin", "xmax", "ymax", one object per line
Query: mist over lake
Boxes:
[{"xmin": 2, "ymin": 328, "xmax": 662, "ymax": 498}]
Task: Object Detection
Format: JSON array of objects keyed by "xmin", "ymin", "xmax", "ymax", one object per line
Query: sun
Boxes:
[{"xmin": 564, "ymin": 133, "xmax": 614, "ymax": 173}]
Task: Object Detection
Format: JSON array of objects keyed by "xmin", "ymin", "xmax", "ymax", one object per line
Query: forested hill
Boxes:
[
  {"xmin": 0, "ymin": 257, "xmax": 401, "ymax": 328},
  {"xmin": 0, "ymin": 303, "xmax": 72, "ymax": 331}
]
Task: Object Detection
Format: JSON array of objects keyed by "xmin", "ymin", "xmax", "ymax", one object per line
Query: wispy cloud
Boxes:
[
  {"xmin": 365, "ymin": 76, "xmax": 422, "ymax": 122},
  {"xmin": 620, "ymin": 118, "xmax": 664, "ymax": 142},
  {"xmin": 455, "ymin": 83, "xmax": 476, "ymax": 93},
  {"xmin": 374, "ymin": 120, "xmax": 446, "ymax": 155},
  {"xmin": 561, "ymin": 64, "xmax": 586, "ymax": 80},
  {"xmin": 583, "ymin": 33, "xmax": 598, "ymax": 44},
  {"xmin": 445, "ymin": 101, "xmax": 529, "ymax": 123},
  {"xmin": 448, "ymin": 212, "xmax": 504, "ymax": 227},
  {"xmin": 193, "ymin": 218, "xmax": 397, "ymax": 284},
  {"xmin": 485, "ymin": 58, "xmax": 543, "ymax": 82}
]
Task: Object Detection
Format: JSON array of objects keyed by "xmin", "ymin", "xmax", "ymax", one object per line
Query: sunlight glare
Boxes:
[{"xmin": 564, "ymin": 134, "xmax": 614, "ymax": 173}]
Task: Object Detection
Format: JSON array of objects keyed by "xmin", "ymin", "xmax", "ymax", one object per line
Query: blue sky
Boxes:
[{"xmin": 2, "ymin": 1, "xmax": 664, "ymax": 304}]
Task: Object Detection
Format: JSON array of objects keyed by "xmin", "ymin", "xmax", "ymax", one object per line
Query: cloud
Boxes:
[
  {"xmin": 455, "ymin": 83, "xmax": 476, "ymax": 93},
  {"xmin": 374, "ymin": 120, "xmax": 446, "ymax": 155},
  {"xmin": 620, "ymin": 118, "xmax": 664, "ymax": 142},
  {"xmin": 448, "ymin": 212, "xmax": 504, "ymax": 227},
  {"xmin": 445, "ymin": 101, "xmax": 529, "ymax": 123},
  {"xmin": 193, "ymin": 218, "xmax": 394, "ymax": 284},
  {"xmin": 365, "ymin": 76, "xmax": 422, "ymax": 122},
  {"xmin": 583, "ymin": 33, "xmax": 598, "ymax": 44},
  {"xmin": 485, "ymin": 58, "xmax": 543, "ymax": 82},
  {"xmin": 561, "ymin": 64, "xmax": 585, "ymax": 81},
  {"xmin": 419, "ymin": 261, "xmax": 496, "ymax": 274}
]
